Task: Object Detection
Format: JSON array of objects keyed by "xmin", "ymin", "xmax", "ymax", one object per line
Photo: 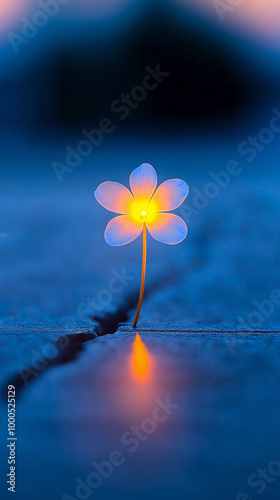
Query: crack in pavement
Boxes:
[{"xmin": 1, "ymin": 268, "xmax": 180, "ymax": 398}]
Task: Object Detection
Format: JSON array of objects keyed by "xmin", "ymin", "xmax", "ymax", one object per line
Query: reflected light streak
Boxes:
[{"xmin": 131, "ymin": 333, "xmax": 151, "ymax": 382}]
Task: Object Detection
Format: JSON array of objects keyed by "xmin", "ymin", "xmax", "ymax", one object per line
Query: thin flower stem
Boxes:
[{"xmin": 133, "ymin": 223, "xmax": 147, "ymax": 328}]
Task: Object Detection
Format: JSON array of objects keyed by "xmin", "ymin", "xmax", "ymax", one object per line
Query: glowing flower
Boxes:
[
  {"xmin": 94, "ymin": 163, "xmax": 189, "ymax": 327},
  {"xmin": 94, "ymin": 163, "xmax": 189, "ymax": 246}
]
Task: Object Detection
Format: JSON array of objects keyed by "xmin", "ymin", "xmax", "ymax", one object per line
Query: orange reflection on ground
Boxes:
[{"xmin": 131, "ymin": 333, "xmax": 151, "ymax": 382}]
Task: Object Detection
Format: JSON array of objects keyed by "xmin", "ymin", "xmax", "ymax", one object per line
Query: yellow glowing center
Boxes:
[
  {"xmin": 130, "ymin": 199, "xmax": 158, "ymax": 224},
  {"xmin": 141, "ymin": 210, "xmax": 147, "ymax": 220}
]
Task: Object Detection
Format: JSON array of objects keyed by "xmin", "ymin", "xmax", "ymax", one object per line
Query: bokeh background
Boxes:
[
  {"xmin": 1, "ymin": 0, "xmax": 280, "ymax": 326},
  {"xmin": 1, "ymin": 3, "xmax": 280, "ymax": 500}
]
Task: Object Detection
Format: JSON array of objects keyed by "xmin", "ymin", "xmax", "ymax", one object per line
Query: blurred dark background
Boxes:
[
  {"xmin": 1, "ymin": 0, "xmax": 280, "ymax": 322},
  {"xmin": 1, "ymin": 6, "xmax": 280, "ymax": 499},
  {"xmin": 1, "ymin": 0, "xmax": 280, "ymax": 133}
]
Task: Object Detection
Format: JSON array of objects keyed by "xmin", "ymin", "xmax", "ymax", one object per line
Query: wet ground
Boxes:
[{"xmin": 1, "ymin": 129, "xmax": 280, "ymax": 499}]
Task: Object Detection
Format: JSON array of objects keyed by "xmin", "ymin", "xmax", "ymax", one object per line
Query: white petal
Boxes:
[
  {"xmin": 95, "ymin": 181, "xmax": 136, "ymax": 214},
  {"xmin": 105, "ymin": 215, "xmax": 143, "ymax": 246},
  {"xmin": 129, "ymin": 164, "xmax": 157, "ymax": 203},
  {"xmin": 152, "ymin": 179, "xmax": 189, "ymax": 211},
  {"xmin": 147, "ymin": 213, "xmax": 187, "ymax": 245}
]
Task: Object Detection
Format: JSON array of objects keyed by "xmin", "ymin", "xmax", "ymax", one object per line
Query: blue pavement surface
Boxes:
[{"xmin": 0, "ymin": 127, "xmax": 280, "ymax": 499}]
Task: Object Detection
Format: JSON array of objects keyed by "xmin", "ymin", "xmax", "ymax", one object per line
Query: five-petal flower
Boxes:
[{"xmin": 94, "ymin": 163, "xmax": 189, "ymax": 246}]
